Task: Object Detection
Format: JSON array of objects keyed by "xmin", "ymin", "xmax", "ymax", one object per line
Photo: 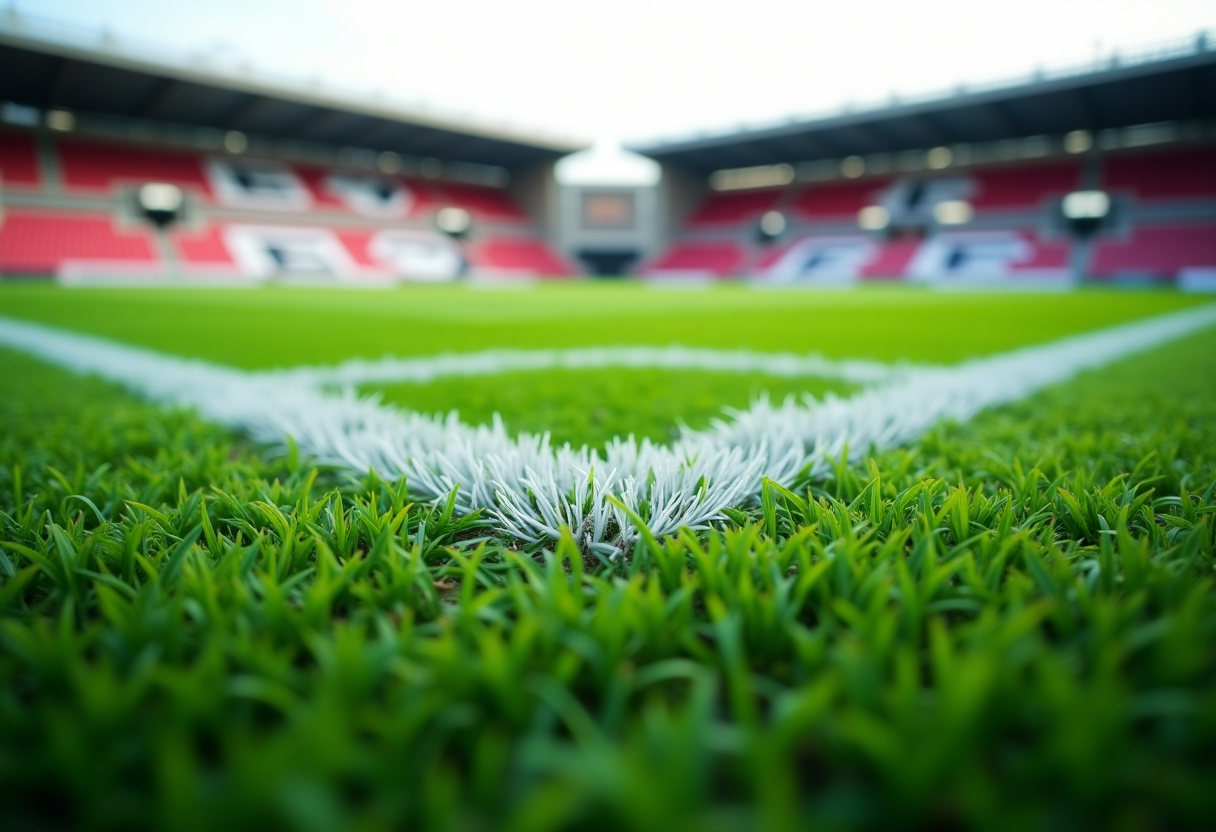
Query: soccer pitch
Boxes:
[{"xmin": 2, "ymin": 283, "xmax": 1216, "ymax": 831}]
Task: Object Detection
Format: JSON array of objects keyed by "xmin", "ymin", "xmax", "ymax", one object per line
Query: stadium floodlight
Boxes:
[
  {"xmin": 758, "ymin": 210, "xmax": 787, "ymax": 242},
  {"xmin": 858, "ymin": 205, "xmax": 889, "ymax": 231},
  {"xmin": 435, "ymin": 206, "xmax": 472, "ymax": 238},
  {"xmin": 1063, "ymin": 130, "xmax": 1093, "ymax": 154},
  {"xmin": 840, "ymin": 156, "xmax": 865, "ymax": 178},
  {"xmin": 1062, "ymin": 190, "xmax": 1110, "ymax": 220},
  {"xmin": 926, "ymin": 147, "xmax": 953, "ymax": 170},
  {"xmin": 138, "ymin": 183, "xmax": 184, "ymax": 227},
  {"xmin": 224, "ymin": 131, "xmax": 248, "ymax": 154},
  {"xmin": 933, "ymin": 200, "xmax": 973, "ymax": 225},
  {"xmin": 45, "ymin": 109, "xmax": 75, "ymax": 132},
  {"xmin": 378, "ymin": 152, "xmax": 402, "ymax": 174}
]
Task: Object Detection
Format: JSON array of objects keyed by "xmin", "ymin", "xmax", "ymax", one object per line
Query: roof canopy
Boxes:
[
  {"xmin": 0, "ymin": 15, "xmax": 586, "ymax": 172},
  {"xmin": 630, "ymin": 36, "xmax": 1216, "ymax": 173}
]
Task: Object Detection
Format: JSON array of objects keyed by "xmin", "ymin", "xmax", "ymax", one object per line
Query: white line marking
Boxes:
[
  {"xmin": 2, "ymin": 305, "xmax": 1214, "ymax": 556},
  {"xmin": 265, "ymin": 345, "xmax": 915, "ymax": 387}
]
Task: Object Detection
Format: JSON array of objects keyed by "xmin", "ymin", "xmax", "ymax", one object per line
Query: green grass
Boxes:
[
  {"xmin": 0, "ymin": 283, "xmax": 1205, "ymax": 366},
  {"xmin": 2, "ymin": 282, "xmax": 1203, "ymax": 449},
  {"xmin": 1, "ymin": 286, "xmax": 1215, "ymax": 831},
  {"xmin": 367, "ymin": 369, "xmax": 853, "ymax": 448}
]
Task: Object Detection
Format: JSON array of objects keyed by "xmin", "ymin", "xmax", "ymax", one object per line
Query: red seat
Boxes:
[
  {"xmin": 0, "ymin": 132, "xmax": 41, "ymax": 189},
  {"xmin": 688, "ymin": 189, "xmax": 782, "ymax": 227},
  {"xmin": 470, "ymin": 238, "xmax": 571, "ymax": 275},
  {"xmin": 1092, "ymin": 223, "xmax": 1216, "ymax": 279},
  {"xmin": 434, "ymin": 182, "xmax": 527, "ymax": 221},
  {"xmin": 862, "ymin": 238, "xmax": 920, "ymax": 279},
  {"xmin": 2, "ymin": 137, "xmax": 563, "ymax": 279},
  {"xmin": 172, "ymin": 224, "xmax": 236, "ymax": 267},
  {"xmin": 0, "ymin": 210, "xmax": 158, "ymax": 274},
  {"xmin": 968, "ymin": 160, "xmax": 1081, "ymax": 211},
  {"xmin": 109, "ymin": 226, "xmax": 572, "ymax": 279},
  {"xmin": 791, "ymin": 180, "xmax": 887, "ymax": 219},
  {"xmin": 294, "ymin": 167, "xmax": 349, "ymax": 211},
  {"xmin": 1016, "ymin": 234, "xmax": 1070, "ymax": 270},
  {"xmin": 752, "ymin": 244, "xmax": 787, "ymax": 270},
  {"xmin": 294, "ymin": 168, "xmax": 443, "ymax": 217},
  {"xmin": 58, "ymin": 138, "xmax": 213, "ymax": 198},
  {"xmin": 645, "ymin": 242, "xmax": 743, "ymax": 276},
  {"xmin": 331, "ymin": 228, "xmax": 378, "ymax": 268},
  {"xmin": 1103, "ymin": 148, "xmax": 1216, "ymax": 203}
]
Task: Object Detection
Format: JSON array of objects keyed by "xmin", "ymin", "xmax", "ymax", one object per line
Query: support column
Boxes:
[
  {"xmin": 656, "ymin": 163, "xmax": 705, "ymax": 254},
  {"xmin": 152, "ymin": 226, "xmax": 180, "ymax": 279},
  {"xmin": 35, "ymin": 130, "xmax": 62, "ymax": 194},
  {"xmin": 1070, "ymin": 143, "xmax": 1104, "ymax": 282}
]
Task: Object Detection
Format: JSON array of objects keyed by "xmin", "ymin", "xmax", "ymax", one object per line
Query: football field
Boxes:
[{"xmin": 2, "ymin": 283, "xmax": 1215, "ymax": 830}]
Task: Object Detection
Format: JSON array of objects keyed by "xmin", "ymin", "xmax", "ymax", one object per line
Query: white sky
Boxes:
[{"xmin": 11, "ymin": 0, "xmax": 1216, "ymax": 183}]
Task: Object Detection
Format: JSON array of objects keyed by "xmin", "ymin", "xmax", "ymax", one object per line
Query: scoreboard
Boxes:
[{"xmin": 581, "ymin": 192, "xmax": 636, "ymax": 230}]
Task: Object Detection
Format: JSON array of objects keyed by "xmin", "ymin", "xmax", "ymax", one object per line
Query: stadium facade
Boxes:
[{"xmin": 0, "ymin": 11, "xmax": 1213, "ymax": 285}]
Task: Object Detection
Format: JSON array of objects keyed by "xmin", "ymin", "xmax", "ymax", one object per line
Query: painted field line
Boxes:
[
  {"xmin": 264, "ymin": 345, "xmax": 916, "ymax": 387},
  {"xmin": 2, "ymin": 305, "xmax": 1214, "ymax": 557}
]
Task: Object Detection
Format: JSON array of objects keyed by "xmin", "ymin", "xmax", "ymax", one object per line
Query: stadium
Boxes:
[
  {"xmin": 2, "ymin": 2, "xmax": 1216, "ymax": 830},
  {"xmin": 0, "ymin": 14, "xmax": 1214, "ymax": 284}
]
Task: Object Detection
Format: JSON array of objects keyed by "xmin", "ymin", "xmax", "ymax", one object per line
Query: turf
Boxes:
[
  {"xmin": 0, "ymin": 283, "xmax": 1205, "ymax": 366},
  {"xmin": 1, "ymin": 287, "xmax": 1215, "ymax": 831},
  {"xmin": 366, "ymin": 369, "xmax": 854, "ymax": 448}
]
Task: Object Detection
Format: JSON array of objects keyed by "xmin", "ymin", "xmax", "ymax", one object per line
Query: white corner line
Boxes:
[
  {"xmin": 2, "ymin": 304, "xmax": 1214, "ymax": 555},
  {"xmin": 259, "ymin": 344, "xmax": 919, "ymax": 388}
]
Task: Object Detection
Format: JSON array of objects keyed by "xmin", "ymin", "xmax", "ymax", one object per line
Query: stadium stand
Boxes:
[
  {"xmin": 331, "ymin": 228, "xmax": 383, "ymax": 269},
  {"xmin": 642, "ymin": 147, "xmax": 1215, "ymax": 282},
  {"xmin": 171, "ymin": 224, "xmax": 234, "ymax": 270},
  {"xmin": 643, "ymin": 241, "xmax": 744, "ymax": 278},
  {"xmin": 905, "ymin": 229, "xmax": 1071, "ymax": 282},
  {"xmin": 791, "ymin": 180, "xmax": 888, "ymax": 220},
  {"xmin": 1092, "ymin": 222, "xmax": 1216, "ymax": 280},
  {"xmin": 58, "ymin": 137, "xmax": 215, "ymax": 198},
  {"xmin": 431, "ymin": 182, "xmax": 530, "ymax": 222},
  {"xmin": 295, "ymin": 168, "xmax": 440, "ymax": 218},
  {"xmin": 0, "ymin": 210, "xmax": 158, "ymax": 275},
  {"xmin": 965, "ymin": 160, "xmax": 1082, "ymax": 211},
  {"xmin": 0, "ymin": 17, "xmax": 584, "ymax": 282},
  {"xmin": 861, "ymin": 238, "xmax": 920, "ymax": 280},
  {"xmin": 0, "ymin": 128, "xmax": 571, "ymax": 280},
  {"xmin": 632, "ymin": 32, "xmax": 1216, "ymax": 284},
  {"xmin": 468, "ymin": 238, "xmax": 573, "ymax": 276},
  {"xmin": 687, "ymin": 190, "xmax": 783, "ymax": 227},
  {"xmin": 1102, "ymin": 147, "xmax": 1216, "ymax": 202},
  {"xmin": 2, "ymin": 20, "xmax": 1214, "ymax": 285},
  {"xmin": 171, "ymin": 222, "xmax": 459, "ymax": 280}
]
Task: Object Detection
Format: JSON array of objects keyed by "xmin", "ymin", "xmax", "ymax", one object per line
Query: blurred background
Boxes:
[{"xmin": 0, "ymin": 0, "xmax": 1213, "ymax": 285}]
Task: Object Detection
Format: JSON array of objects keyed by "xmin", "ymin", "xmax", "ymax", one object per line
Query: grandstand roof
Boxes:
[
  {"xmin": 629, "ymin": 33, "xmax": 1216, "ymax": 173},
  {"xmin": 0, "ymin": 11, "xmax": 586, "ymax": 172}
]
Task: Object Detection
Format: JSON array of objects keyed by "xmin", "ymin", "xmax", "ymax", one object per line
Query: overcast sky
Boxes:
[{"xmin": 10, "ymin": 0, "xmax": 1216, "ymax": 182}]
